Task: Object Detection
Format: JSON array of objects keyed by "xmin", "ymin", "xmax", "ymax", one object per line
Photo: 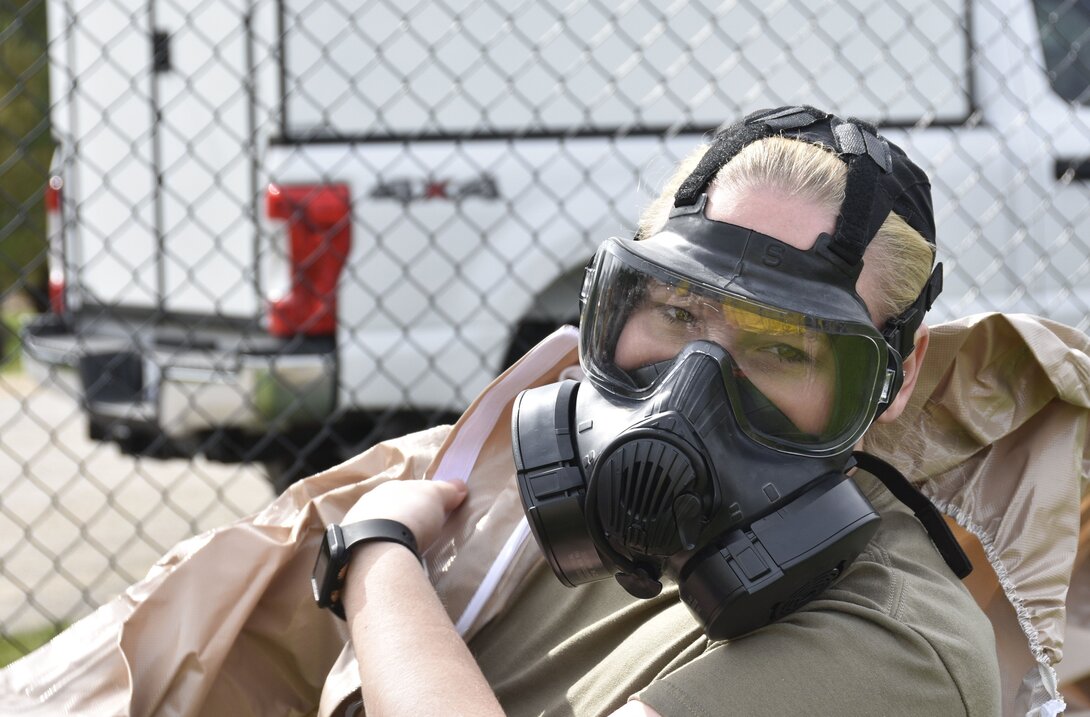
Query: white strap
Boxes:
[
  {"xmin": 454, "ymin": 517, "xmax": 531, "ymax": 636},
  {"xmin": 431, "ymin": 326, "xmax": 578, "ymax": 485},
  {"xmin": 427, "ymin": 326, "xmax": 577, "ymax": 635}
]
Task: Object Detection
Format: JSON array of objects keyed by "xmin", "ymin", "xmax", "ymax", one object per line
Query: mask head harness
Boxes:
[
  {"xmin": 671, "ymin": 105, "xmax": 943, "ymax": 362},
  {"xmin": 512, "ymin": 106, "xmax": 968, "ymax": 641}
]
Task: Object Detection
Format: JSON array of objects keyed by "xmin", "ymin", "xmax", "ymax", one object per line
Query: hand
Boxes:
[{"xmin": 343, "ymin": 479, "xmax": 468, "ymax": 552}]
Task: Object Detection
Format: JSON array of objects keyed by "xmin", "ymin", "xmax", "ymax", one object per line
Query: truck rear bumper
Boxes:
[{"xmin": 22, "ymin": 314, "xmax": 336, "ymax": 458}]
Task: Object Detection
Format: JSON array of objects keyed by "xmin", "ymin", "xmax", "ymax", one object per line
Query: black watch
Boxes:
[{"xmin": 311, "ymin": 518, "xmax": 420, "ymax": 619}]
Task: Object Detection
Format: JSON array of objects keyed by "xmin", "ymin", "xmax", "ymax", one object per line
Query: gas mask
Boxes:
[{"xmin": 512, "ymin": 107, "xmax": 969, "ymax": 641}]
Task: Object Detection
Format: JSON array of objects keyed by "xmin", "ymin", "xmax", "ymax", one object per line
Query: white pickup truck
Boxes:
[{"xmin": 24, "ymin": 0, "xmax": 1090, "ymax": 489}]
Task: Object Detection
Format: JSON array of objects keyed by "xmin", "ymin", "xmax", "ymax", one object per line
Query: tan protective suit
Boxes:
[{"xmin": 0, "ymin": 314, "xmax": 1087, "ymax": 717}]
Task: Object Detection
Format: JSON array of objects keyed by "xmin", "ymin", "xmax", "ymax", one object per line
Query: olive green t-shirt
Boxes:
[{"xmin": 469, "ymin": 472, "xmax": 1002, "ymax": 716}]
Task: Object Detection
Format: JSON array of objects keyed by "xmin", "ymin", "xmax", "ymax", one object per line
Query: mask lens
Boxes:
[{"xmin": 580, "ymin": 239, "xmax": 888, "ymax": 455}]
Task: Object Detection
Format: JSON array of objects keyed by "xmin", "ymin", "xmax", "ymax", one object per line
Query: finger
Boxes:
[{"xmin": 433, "ymin": 479, "xmax": 468, "ymax": 512}]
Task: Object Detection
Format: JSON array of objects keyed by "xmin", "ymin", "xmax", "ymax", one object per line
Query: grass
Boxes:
[
  {"xmin": 0, "ymin": 311, "xmax": 26, "ymax": 374},
  {"xmin": 0, "ymin": 2, "xmax": 53, "ymax": 298},
  {"xmin": 0, "ymin": 623, "xmax": 65, "ymax": 668}
]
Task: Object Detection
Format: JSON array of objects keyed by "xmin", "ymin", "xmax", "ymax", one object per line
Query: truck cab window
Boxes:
[{"xmin": 1035, "ymin": 0, "xmax": 1090, "ymax": 104}]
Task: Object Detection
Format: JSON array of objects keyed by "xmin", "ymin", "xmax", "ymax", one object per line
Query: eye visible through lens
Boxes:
[{"xmin": 612, "ymin": 279, "xmax": 838, "ymax": 436}]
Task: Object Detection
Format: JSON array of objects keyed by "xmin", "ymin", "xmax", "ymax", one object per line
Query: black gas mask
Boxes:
[{"xmin": 512, "ymin": 107, "xmax": 969, "ymax": 641}]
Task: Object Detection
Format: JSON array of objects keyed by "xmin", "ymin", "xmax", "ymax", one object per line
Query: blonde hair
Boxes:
[{"xmin": 638, "ymin": 137, "xmax": 936, "ymax": 322}]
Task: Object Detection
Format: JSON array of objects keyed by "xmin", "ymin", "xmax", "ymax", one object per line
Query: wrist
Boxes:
[{"xmin": 342, "ymin": 541, "xmax": 426, "ymax": 619}]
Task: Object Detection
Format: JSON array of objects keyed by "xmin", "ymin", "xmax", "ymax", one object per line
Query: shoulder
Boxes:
[{"xmin": 636, "ymin": 503, "xmax": 1002, "ymax": 717}]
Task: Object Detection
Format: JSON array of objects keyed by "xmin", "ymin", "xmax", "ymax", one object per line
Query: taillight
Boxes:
[
  {"xmin": 45, "ymin": 175, "xmax": 64, "ymax": 314},
  {"xmin": 265, "ymin": 183, "xmax": 352, "ymax": 337}
]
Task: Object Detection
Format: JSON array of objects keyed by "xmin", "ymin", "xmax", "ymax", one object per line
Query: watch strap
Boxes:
[
  {"xmin": 341, "ymin": 518, "xmax": 420, "ymax": 559},
  {"xmin": 317, "ymin": 518, "xmax": 421, "ymax": 620}
]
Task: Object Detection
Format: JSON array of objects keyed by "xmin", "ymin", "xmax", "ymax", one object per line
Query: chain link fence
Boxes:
[{"xmin": 2, "ymin": 0, "xmax": 1089, "ymax": 660}]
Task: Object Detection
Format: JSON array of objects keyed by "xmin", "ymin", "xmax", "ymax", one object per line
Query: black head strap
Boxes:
[
  {"xmin": 673, "ymin": 122, "xmax": 770, "ymax": 206},
  {"xmin": 881, "ymin": 261, "xmax": 944, "ymax": 359},
  {"xmin": 674, "ymin": 106, "xmax": 830, "ymax": 209},
  {"xmin": 827, "ymin": 116, "xmax": 889, "ymax": 267},
  {"xmin": 673, "ymin": 106, "xmax": 929, "ymax": 270}
]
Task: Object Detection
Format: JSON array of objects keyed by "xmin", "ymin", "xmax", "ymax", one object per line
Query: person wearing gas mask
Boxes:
[{"xmin": 317, "ymin": 107, "xmax": 1003, "ymax": 716}]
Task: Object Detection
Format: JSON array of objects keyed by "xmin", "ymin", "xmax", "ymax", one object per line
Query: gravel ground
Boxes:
[{"xmin": 0, "ymin": 370, "xmax": 275, "ymax": 635}]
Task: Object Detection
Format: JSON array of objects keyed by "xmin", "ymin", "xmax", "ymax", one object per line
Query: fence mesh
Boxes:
[{"xmin": 2, "ymin": 0, "xmax": 1090, "ymax": 658}]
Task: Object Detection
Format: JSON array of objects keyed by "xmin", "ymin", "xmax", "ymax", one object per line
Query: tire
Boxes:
[
  {"xmin": 260, "ymin": 409, "xmax": 461, "ymax": 493},
  {"xmin": 502, "ymin": 318, "xmax": 578, "ymax": 369},
  {"xmin": 261, "ymin": 440, "xmax": 342, "ymax": 494}
]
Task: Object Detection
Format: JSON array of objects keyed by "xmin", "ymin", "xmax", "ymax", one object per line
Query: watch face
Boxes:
[
  {"xmin": 312, "ymin": 524, "xmax": 345, "ymax": 609},
  {"xmin": 311, "ymin": 548, "xmax": 331, "ymax": 604}
]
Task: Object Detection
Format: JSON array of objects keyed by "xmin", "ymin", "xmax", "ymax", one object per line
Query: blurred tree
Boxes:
[{"xmin": 0, "ymin": 0, "xmax": 52, "ymax": 309}]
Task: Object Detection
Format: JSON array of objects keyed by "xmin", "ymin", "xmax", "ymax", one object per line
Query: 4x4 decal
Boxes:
[{"xmin": 370, "ymin": 175, "xmax": 499, "ymax": 202}]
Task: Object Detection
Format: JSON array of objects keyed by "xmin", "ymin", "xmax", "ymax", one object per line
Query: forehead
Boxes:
[
  {"xmin": 702, "ymin": 185, "xmax": 836, "ymax": 252},
  {"xmin": 682, "ymin": 185, "xmax": 879, "ymax": 324}
]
